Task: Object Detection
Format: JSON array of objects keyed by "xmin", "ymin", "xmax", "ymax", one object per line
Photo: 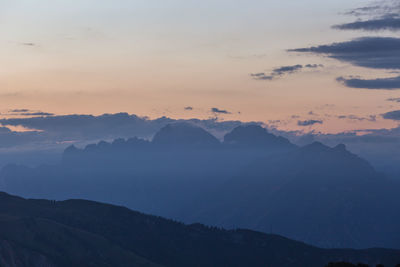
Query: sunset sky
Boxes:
[{"xmin": 1, "ymin": 0, "xmax": 400, "ymax": 133}]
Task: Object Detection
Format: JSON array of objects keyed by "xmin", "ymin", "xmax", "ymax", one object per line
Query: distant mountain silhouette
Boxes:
[
  {"xmin": 0, "ymin": 124, "xmax": 399, "ymax": 249},
  {"xmin": 223, "ymin": 125, "xmax": 295, "ymax": 150},
  {"xmin": 0, "ymin": 192, "xmax": 398, "ymax": 267},
  {"xmin": 152, "ymin": 123, "xmax": 220, "ymax": 148},
  {"xmin": 187, "ymin": 142, "xmax": 400, "ymax": 248}
]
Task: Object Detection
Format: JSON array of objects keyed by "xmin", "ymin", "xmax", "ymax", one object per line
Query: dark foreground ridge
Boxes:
[{"xmin": 0, "ymin": 192, "xmax": 398, "ymax": 267}]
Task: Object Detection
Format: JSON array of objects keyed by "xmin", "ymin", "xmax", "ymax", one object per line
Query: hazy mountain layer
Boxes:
[{"xmin": 1, "ymin": 123, "xmax": 399, "ymax": 249}]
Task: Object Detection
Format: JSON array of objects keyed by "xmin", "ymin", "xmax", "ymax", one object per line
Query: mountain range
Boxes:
[{"xmin": 1, "ymin": 123, "xmax": 399, "ymax": 249}]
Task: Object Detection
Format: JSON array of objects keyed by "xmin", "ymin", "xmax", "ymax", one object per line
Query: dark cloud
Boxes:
[
  {"xmin": 7, "ymin": 109, "xmax": 54, "ymax": 116},
  {"xmin": 337, "ymin": 76, "xmax": 400, "ymax": 89},
  {"xmin": 297, "ymin": 120, "xmax": 323, "ymax": 126},
  {"xmin": 251, "ymin": 64, "xmax": 323, "ymax": 81},
  {"xmin": 0, "ymin": 113, "xmax": 258, "ymax": 149},
  {"xmin": 387, "ymin": 97, "xmax": 400, "ymax": 102},
  {"xmin": 10, "ymin": 109, "xmax": 30, "ymax": 113},
  {"xmin": 336, "ymin": 0, "xmax": 400, "ymax": 31},
  {"xmin": 382, "ymin": 110, "xmax": 400, "ymax": 120},
  {"xmin": 211, "ymin": 108, "xmax": 231, "ymax": 114},
  {"xmin": 20, "ymin": 112, "xmax": 54, "ymax": 116},
  {"xmin": 337, "ymin": 115, "xmax": 377, "ymax": 121},
  {"xmin": 305, "ymin": 64, "xmax": 324, "ymax": 68},
  {"xmin": 290, "ymin": 37, "xmax": 400, "ymax": 70},
  {"xmin": 289, "ymin": 2, "xmax": 400, "ymax": 91},
  {"xmin": 344, "ymin": 6, "xmax": 382, "ymax": 16},
  {"xmin": 20, "ymin": 42, "xmax": 36, "ymax": 46},
  {"xmin": 291, "ymin": 2, "xmax": 400, "ymax": 89},
  {"xmin": 250, "ymin": 73, "xmax": 274, "ymax": 80},
  {"xmin": 344, "ymin": 1, "xmax": 400, "ymax": 17},
  {"xmin": 0, "ymin": 126, "xmax": 43, "ymax": 149},
  {"xmin": 268, "ymin": 119, "xmax": 282, "ymax": 124},
  {"xmin": 272, "ymin": 64, "xmax": 303, "ymax": 75},
  {"xmin": 184, "ymin": 107, "xmax": 193, "ymax": 111},
  {"xmin": 333, "ymin": 16, "xmax": 400, "ymax": 31}
]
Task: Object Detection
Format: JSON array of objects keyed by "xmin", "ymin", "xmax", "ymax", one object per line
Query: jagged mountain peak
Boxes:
[
  {"xmin": 152, "ymin": 122, "xmax": 220, "ymax": 147},
  {"xmin": 223, "ymin": 125, "xmax": 294, "ymax": 149}
]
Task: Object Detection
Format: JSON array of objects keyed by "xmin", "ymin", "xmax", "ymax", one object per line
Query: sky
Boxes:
[{"xmin": 1, "ymin": 0, "xmax": 400, "ymax": 134}]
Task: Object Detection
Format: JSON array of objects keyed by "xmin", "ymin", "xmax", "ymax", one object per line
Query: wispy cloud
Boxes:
[
  {"xmin": 10, "ymin": 109, "xmax": 30, "ymax": 113},
  {"xmin": 290, "ymin": 37, "xmax": 400, "ymax": 70},
  {"xmin": 20, "ymin": 42, "xmax": 36, "ymax": 46},
  {"xmin": 211, "ymin": 108, "xmax": 231, "ymax": 114},
  {"xmin": 251, "ymin": 64, "xmax": 323, "ymax": 81},
  {"xmin": 297, "ymin": 120, "xmax": 323, "ymax": 126},
  {"xmin": 382, "ymin": 110, "xmax": 400, "ymax": 120},
  {"xmin": 337, "ymin": 114, "xmax": 377, "ymax": 121},
  {"xmin": 20, "ymin": 112, "xmax": 54, "ymax": 116},
  {"xmin": 7, "ymin": 109, "xmax": 54, "ymax": 117},
  {"xmin": 250, "ymin": 73, "xmax": 274, "ymax": 80},
  {"xmin": 337, "ymin": 76, "xmax": 400, "ymax": 90},
  {"xmin": 336, "ymin": 1, "xmax": 400, "ymax": 32},
  {"xmin": 387, "ymin": 97, "xmax": 400, "ymax": 103},
  {"xmin": 343, "ymin": 1, "xmax": 400, "ymax": 17},
  {"xmin": 333, "ymin": 15, "xmax": 400, "ymax": 32}
]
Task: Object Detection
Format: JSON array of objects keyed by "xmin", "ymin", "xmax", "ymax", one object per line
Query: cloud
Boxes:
[
  {"xmin": 250, "ymin": 73, "xmax": 274, "ymax": 80},
  {"xmin": 387, "ymin": 97, "xmax": 400, "ymax": 102},
  {"xmin": 297, "ymin": 120, "xmax": 323, "ymax": 126},
  {"xmin": 7, "ymin": 109, "xmax": 54, "ymax": 116},
  {"xmin": 251, "ymin": 64, "xmax": 323, "ymax": 81},
  {"xmin": 336, "ymin": 0, "xmax": 400, "ymax": 31},
  {"xmin": 10, "ymin": 109, "xmax": 30, "ymax": 113},
  {"xmin": 382, "ymin": 110, "xmax": 400, "ymax": 120},
  {"xmin": 20, "ymin": 42, "xmax": 36, "ymax": 46},
  {"xmin": 344, "ymin": 1, "xmax": 400, "ymax": 17},
  {"xmin": 184, "ymin": 106, "xmax": 193, "ymax": 111},
  {"xmin": 272, "ymin": 64, "xmax": 303, "ymax": 75},
  {"xmin": 305, "ymin": 64, "xmax": 323, "ymax": 68},
  {"xmin": 337, "ymin": 76, "xmax": 400, "ymax": 89},
  {"xmin": 333, "ymin": 16, "xmax": 400, "ymax": 31},
  {"xmin": 0, "ymin": 113, "xmax": 259, "ymax": 149},
  {"xmin": 337, "ymin": 114, "xmax": 377, "ymax": 121},
  {"xmin": 20, "ymin": 112, "xmax": 54, "ymax": 116},
  {"xmin": 344, "ymin": 6, "xmax": 382, "ymax": 16},
  {"xmin": 211, "ymin": 108, "xmax": 231, "ymax": 114},
  {"xmin": 290, "ymin": 37, "xmax": 400, "ymax": 70},
  {"xmin": 0, "ymin": 126, "xmax": 44, "ymax": 149},
  {"xmin": 291, "ymin": 2, "xmax": 400, "ymax": 89}
]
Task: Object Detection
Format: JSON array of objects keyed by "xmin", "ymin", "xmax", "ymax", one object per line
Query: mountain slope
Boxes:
[
  {"xmin": 0, "ymin": 125, "xmax": 294, "ymax": 219},
  {"xmin": 0, "ymin": 214, "xmax": 159, "ymax": 267},
  {"xmin": 152, "ymin": 122, "xmax": 220, "ymax": 148},
  {"xmin": 1, "ymin": 125, "xmax": 399, "ymax": 249},
  {"xmin": 223, "ymin": 124, "xmax": 295, "ymax": 150},
  {"xmin": 0, "ymin": 192, "xmax": 399, "ymax": 267},
  {"xmin": 187, "ymin": 142, "xmax": 400, "ymax": 248}
]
